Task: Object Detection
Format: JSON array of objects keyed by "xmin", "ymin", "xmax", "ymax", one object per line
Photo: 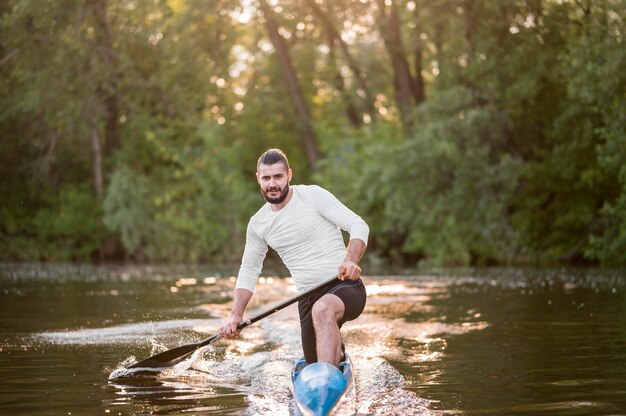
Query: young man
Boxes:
[{"xmin": 219, "ymin": 148, "xmax": 369, "ymax": 365}]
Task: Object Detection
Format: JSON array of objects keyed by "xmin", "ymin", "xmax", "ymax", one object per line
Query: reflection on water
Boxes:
[
  {"xmin": 107, "ymin": 375, "xmax": 248, "ymax": 415},
  {"xmin": 0, "ymin": 264, "xmax": 624, "ymax": 415}
]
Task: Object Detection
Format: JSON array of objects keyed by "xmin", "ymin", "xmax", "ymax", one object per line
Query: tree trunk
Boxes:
[
  {"xmin": 259, "ymin": 0, "xmax": 319, "ymax": 169},
  {"xmin": 377, "ymin": 0, "xmax": 415, "ymax": 136},
  {"xmin": 90, "ymin": 0, "xmax": 121, "ymax": 157},
  {"xmin": 327, "ymin": 33, "xmax": 362, "ymax": 127},
  {"xmin": 433, "ymin": 20, "xmax": 444, "ymax": 83},
  {"xmin": 412, "ymin": 4, "xmax": 426, "ymax": 105},
  {"xmin": 305, "ymin": 0, "xmax": 375, "ymax": 119},
  {"xmin": 91, "ymin": 125, "xmax": 104, "ymax": 199},
  {"xmin": 413, "ymin": 41, "xmax": 426, "ymax": 105},
  {"xmin": 0, "ymin": 48, "xmax": 18, "ymax": 66},
  {"xmin": 462, "ymin": 0, "xmax": 476, "ymax": 67}
]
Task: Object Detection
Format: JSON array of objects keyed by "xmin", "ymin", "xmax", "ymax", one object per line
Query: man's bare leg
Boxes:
[{"xmin": 311, "ymin": 294, "xmax": 345, "ymax": 365}]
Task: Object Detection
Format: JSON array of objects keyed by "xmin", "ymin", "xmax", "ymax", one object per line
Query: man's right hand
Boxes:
[
  {"xmin": 220, "ymin": 315, "xmax": 243, "ymax": 339},
  {"xmin": 221, "ymin": 288, "xmax": 253, "ymax": 339}
]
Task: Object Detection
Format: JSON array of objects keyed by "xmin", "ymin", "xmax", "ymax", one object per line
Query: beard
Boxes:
[{"xmin": 262, "ymin": 183, "xmax": 290, "ymax": 204}]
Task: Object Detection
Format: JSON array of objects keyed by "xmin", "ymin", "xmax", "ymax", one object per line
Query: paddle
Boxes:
[{"xmin": 128, "ymin": 275, "xmax": 339, "ymax": 369}]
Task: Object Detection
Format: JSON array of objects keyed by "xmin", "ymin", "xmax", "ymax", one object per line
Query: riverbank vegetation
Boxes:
[{"xmin": 1, "ymin": 0, "xmax": 624, "ymax": 266}]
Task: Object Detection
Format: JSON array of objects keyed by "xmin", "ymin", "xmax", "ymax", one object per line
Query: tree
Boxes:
[
  {"xmin": 259, "ymin": 0, "xmax": 320, "ymax": 169},
  {"xmin": 1, "ymin": 0, "xmax": 623, "ymax": 266}
]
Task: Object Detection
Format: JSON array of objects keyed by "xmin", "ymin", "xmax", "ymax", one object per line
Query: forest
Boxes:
[{"xmin": 1, "ymin": 0, "xmax": 624, "ymax": 266}]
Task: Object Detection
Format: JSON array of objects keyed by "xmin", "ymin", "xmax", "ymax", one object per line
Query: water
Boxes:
[{"xmin": 0, "ymin": 264, "xmax": 625, "ymax": 415}]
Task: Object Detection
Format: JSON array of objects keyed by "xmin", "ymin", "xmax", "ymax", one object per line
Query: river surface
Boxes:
[{"xmin": 0, "ymin": 263, "xmax": 624, "ymax": 415}]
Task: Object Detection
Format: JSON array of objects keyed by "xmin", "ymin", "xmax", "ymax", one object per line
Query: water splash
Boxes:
[{"xmin": 37, "ymin": 319, "xmax": 212, "ymax": 345}]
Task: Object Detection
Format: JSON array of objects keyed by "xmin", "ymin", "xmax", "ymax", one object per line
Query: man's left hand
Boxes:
[{"xmin": 339, "ymin": 260, "xmax": 361, "ymax": 281}]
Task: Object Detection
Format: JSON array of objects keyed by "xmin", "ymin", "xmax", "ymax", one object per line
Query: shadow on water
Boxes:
[{"xmin": 0, "ymin": 263, "xmax": 624, "ymax": 415}]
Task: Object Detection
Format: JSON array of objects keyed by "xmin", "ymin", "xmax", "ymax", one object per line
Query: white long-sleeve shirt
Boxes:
[{"xmin": 236, "ymin": 184, "xmax": 369, "ymax": 293}]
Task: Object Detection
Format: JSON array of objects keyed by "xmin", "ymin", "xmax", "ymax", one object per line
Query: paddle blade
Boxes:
[
  {"xmin": 128, "ymin": 342, "xmax": 201, "ymax": 369},
  {"xmin": 129, "ymin": 333, "xmax": 222, "ymax": 369}
]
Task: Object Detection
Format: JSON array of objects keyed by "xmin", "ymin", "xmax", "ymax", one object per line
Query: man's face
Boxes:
[{"xmin": 257, "ymin": 163, "xmax": 292, "ymax": 204}]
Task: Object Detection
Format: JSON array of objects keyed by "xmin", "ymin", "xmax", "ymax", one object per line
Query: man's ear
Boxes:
[{"xmin": 288, "ymin": 168, "xmax": 293, "ymax": 182}]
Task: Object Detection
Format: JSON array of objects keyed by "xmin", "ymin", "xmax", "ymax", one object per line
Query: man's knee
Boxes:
[{"xmin": 312, "ymin": 295, "xmax": 344, "ymax": 324}]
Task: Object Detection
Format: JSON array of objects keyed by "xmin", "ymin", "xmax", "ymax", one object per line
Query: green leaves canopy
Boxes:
[{"xmin": 1, "ymin": 0, "xmax": 624, "ymax": 266}]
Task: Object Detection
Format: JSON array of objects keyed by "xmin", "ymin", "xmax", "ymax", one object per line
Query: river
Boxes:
[{"xmin": 0, "ymin": 263, "xmax": 624, "ymax": 415}]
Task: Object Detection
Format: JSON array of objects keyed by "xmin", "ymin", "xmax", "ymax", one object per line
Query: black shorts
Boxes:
[{"xmin": 297, "ymin": 278, "xmax": 366, "ymax": 363}]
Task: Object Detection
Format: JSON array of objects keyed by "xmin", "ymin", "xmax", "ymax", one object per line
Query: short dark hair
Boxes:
[{"xmin": 257, "ymin": 148, "xmax": 290, "ymax": 171}]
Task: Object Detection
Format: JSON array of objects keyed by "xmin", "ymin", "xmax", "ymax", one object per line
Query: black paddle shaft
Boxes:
[
  {"xmin": 128, "ymin": 276, "xmax": 339, "ymax": 369},
  {"xmin": 239, "ymin": 275, "xmax": 340, "ymax": 328}
]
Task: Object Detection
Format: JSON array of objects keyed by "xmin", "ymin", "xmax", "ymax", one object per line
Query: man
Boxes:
[{"xmin": 220, "ymin": 148, "xmax": 369, "ymax": 366}]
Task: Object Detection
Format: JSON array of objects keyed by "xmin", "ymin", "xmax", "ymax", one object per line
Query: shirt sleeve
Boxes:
[
  {"xmin": 235, "ymin": 220, "xmax": 268, "ymax": 292},
  {"xmin": 306, "ymin": 185, "xmax": 369, "ymax": 245}
]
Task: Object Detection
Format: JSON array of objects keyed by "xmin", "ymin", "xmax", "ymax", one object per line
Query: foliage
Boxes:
[
  {"xmin": 1, "ymin": 0, "xmax": 624, "ymax": 266},
  {"xmin": 1, "ymin": 185, "xmax": 106, "ymax": 261},
  {"xmin": 102, "ymin": 166, "xmax": 154, "ymax": 257}
]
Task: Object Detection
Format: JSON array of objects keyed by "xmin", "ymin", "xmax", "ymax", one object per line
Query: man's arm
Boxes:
[
  {"xmin": 220, "ymin": 288, "xmax": 253, "ymax": 338},
  {"xmin": 339, "ymin": 238, "xmax": 367, "ymax": 281},
  {"xmin": 306, "ymin": 185, "xmax": 369, "ymax": 246},
  {"xmin": 305, "ymin": 186, "xmax": 369, "ymax": 281},
  {"xmin": 220, "ymin": 220, "xmax": 266, "ymax": 339}
]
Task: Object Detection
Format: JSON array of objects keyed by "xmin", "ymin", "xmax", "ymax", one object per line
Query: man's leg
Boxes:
[
  {"xmin": 298, "ymin": 299, "xmax": 319, "ymax": 364},
  {"xmin": 311, "ymin": 293, "xmax": 345, "ymax": 365}
]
